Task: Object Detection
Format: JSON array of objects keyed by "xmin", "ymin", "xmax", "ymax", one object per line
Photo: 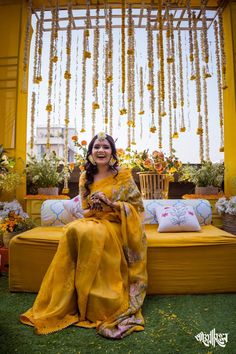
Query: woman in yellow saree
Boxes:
[{"xmin": 20, "ymin": 132, "xmax": 147, "ymax": 339}]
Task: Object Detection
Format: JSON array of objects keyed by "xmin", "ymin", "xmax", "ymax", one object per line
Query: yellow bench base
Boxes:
[{"xmin": 9, "ymin": 225, "xmax": 236, "ymax": 294}]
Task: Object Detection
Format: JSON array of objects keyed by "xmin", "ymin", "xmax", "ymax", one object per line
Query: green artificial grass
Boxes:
[{"xmin": 1, "ymin": 274, "xmax": 236, "ymax": 354}]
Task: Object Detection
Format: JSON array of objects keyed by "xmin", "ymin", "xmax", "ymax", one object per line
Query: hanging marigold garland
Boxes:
[
  {"xmin": 36, "ymin": 8, "xmax": 44, "ymax": 84},
  {"xmin": 202, "ymin": 66, "xmax": 210, "ymax": 160},
  {"xmin": 178, "ymin": 28, "xmax": 185, "ymax": 133},
  {"xmin": 170, "ymin": 15, "xmax": 178, "ymax": 139},
  {"xmin": 33, "ymin": 20, "xmax": 40, "ymax": 85},
  {"xmin": 218, "ymin": 7, "xmax": 227, "ymax": 90},
  {"xmin": 91, "ymin": 2, "xmax": 100, "ymax": 136},
  {"xmin": 103, "ymin": 41, "xmax": 108, "ymax": 132},
  {"xmin": 30, "ymin": 91, "xmax": 36, "ymax": 155},
  {"xmin": 58, "ymin": 35, "xmax": 63, "ymax": 126},
  {"xmin": 187, "ymin": 0, "xmax": 195, "ymax": 81},
  {"xmin": 139, "ymin": 66, "xmax": 144, "ymax": 139},
  {"xmin": 120, "ymin": 0, "xmax": 126, "ymax": 116},
  {"xmin": 22, "ymin": 0, "xmax": 32, "ymax": 92},
  {"xmin": 74, "ymin": 35, "xmax": 79, "ymax": 133},
  {"xmin": 158, "ymin": 0, "xmax": 166, "ymax": 117},
  {"xmin": 167, "ymin": 63, "xmax": 173, "ymax": 154},
  {"xmin": 62, "ymin": 4, "xmax": 73, "ymax": 194},
  {"xmin": 108, "ymin": 7, "xmax": 114, "ymax": 136},
  {"xmin": 158, "ymin": 70, "xmax": 162, "ymax": 149},
  {"xmin": 45, "ymin": 8, "xmax": 57, "ymax": 151},
  {"xmin": 201, "ymin": 0, "xmax": 211, "ymax": 78},
  {"xmin": 147, "ymin": 8, "xmax": 156, "ymax": 135},
  {"xmin": 193, "ymin": 12, "xmax": 204, "ymax": 161},
  {"xmin": 214, "ymin": 20, "xmax": 224, "ymax": 152}
]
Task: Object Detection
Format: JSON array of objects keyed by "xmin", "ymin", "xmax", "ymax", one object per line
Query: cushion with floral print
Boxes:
[
  {"xmin": 63, "ymin": 195, "xmax": 84, "ymax": 219},
  {"xmin": 155, "ymin": 204, "xmax": 201, "ymax": 232}
]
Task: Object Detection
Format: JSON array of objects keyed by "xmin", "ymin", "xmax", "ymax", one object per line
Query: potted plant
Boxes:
[
  {"xmin": 0, "ymin": 144, "xmax": 22, "ymax": 194},
  {"xmin": 26, "ymin": 152, "xmax": 68, "ymax": 195},
  {"xmin": 216, "ymin": 196, "xmax": 236, "ymax": 235},
  {"xmin": 179, "ymin": 161, "xmax": 224, "ymax": 195}
]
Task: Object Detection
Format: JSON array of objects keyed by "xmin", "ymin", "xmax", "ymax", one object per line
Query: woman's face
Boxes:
[{"xmin": 91, "ymin": 138, "xmax": 112, "ymax": 166}]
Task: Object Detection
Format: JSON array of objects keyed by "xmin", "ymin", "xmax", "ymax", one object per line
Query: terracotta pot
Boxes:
[
  {"xmin": 195, "ymin": 186, "xmax": 219, "ymax": 195},
  {"xmin": 38, "ymin": 187, "xmax": 59, "ymax": 195}
]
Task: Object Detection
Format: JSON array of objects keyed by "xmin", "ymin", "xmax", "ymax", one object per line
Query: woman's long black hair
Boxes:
[{"xmin": 83, "ymin": 134, "xmax": 119, "ymax": 198}]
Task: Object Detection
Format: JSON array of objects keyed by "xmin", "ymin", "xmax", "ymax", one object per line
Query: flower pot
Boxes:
[
  {"xmin": 222, "ymin": 214, "xmax": 236, "ymax": 236},
  {"xmin": 195, "ymin": 186, "xmax": 219, "ymax": 195},
  {"xmin": 38, "ymin": 187, "xmax": 59, "ymax": 195},
  {"xmin": 138, "ymin": 172, "xmax": 170, "ymax": 199}
]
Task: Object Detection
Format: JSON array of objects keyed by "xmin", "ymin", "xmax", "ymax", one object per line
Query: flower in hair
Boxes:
[{"xmin": 97, "ymin": 132, "xmax": 107, "ymax": 140}]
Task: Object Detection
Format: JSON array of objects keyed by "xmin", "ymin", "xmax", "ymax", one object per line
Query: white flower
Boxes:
[{"xmin": 216, "ymin": 196, "xmax": 236, "ymax": 215}]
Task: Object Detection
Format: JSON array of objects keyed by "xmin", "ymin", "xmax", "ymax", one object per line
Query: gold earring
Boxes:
[
  {"xmin": 88, "ymin": 155, "xmax": 96, "ymax": 165},
  {"xmin": 109, "ymin": 156, "xmax": 116, "ymax": 167}
]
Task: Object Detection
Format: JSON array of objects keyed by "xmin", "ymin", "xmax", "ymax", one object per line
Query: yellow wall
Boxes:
[
  {"xmin": 223, "ymin": 1, "xmax": 236, "ymax": 196},
  {"xmin": 0, "ymin": 0, "xmax": 28, "ymax": 202}
]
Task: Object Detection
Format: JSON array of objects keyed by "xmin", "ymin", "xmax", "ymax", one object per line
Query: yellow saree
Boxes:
[{"xmin": 20, "ymin": 167, "xmax": 147, "ymax": 339}]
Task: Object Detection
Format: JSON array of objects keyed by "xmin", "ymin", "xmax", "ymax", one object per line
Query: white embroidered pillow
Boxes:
[
  {"xmin": 155, "ymin": 205, "xmax": 201, "ymax": 232},
  {"xmin": 63, "ymin": 195, "xmax": 84, "ymax": 219}
]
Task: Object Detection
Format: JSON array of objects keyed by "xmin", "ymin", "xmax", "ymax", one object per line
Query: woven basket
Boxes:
[
  {"xmin": 138, "ymin": 172, "xmax": 169, "ymax": 199},
  {"xmin": 222, "ymin": 214, "xmax": 236, "ymax": 236}
]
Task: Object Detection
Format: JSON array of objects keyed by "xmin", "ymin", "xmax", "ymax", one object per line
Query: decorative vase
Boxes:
[
  {"xmin": 195, "ymin": 186, "xmax": 219, "ymax": 195},
  {"xmin": 222, "ymin": 214, "xmax": 236, "ymax": 236},
  {"xmin": 138, "ymin": 172, "xmax": 170, "ymax": 199},
  {"xmin": 38, "ymin": 187, "xmax": 59, "ymax": 195}
]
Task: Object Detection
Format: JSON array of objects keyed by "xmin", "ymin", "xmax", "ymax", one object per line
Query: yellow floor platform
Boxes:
[{"xmin": 9, "ymin": 224, "xmax": 236, "ymax": 294}]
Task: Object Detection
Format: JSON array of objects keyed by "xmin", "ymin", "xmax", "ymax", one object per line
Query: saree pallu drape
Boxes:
[{"xmin": 20, "ymin": 168, "xmax": 147, "ymax": 339}]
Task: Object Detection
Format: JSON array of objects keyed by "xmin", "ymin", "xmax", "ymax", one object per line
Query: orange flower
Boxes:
[
  {"xmin": 81, "ymin": 140, "xmax": 87, "ymax": 146},
  {"xmin": 72, "ymin": 135, "xmax": 78, "ymax": 142},
  {"xmin": 79, "ymin": 165, "xmax": 85, "ymax": 171}
]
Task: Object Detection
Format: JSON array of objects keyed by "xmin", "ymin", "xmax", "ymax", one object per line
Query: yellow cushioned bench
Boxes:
[{"xmin": 9, "ymin": 224, "xmax": 236, "ymax": 294}]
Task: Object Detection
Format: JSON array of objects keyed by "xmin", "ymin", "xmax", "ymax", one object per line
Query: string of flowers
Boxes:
[
  {"xmin": 108, "ymin": 7, "xmax": 113, "ymax": 136},
  {"xmin": 91, "ymin": 2, "xmax": 100, "ymax": 136},
  {"xmin": 74, "ymin": 35, "xmax": 79, "ymax": 133},
  {"xmin": 158, "ymin": 70, "xmax": 162, "ymax": 149},
  {"xmin": 103, "ymin": 40, "xmax": 109, "ymax": 132},
  {"xmin": 33, "ymin": 20, "xmax": 40, "ymax": 84},
  {"xmin": 185, "ymin": 52, "xmax": 191, "ymax": 130},
  {"xmin": 193, "ymin": 12, "xmax": 204, "ymax": 161},
  {"xmin": 81, "ymin": 3, "xmax": 91, "ymax": 134},
  {"xmin": 214, "ymin": 20, "xmax": 224, "ymax": 152},
  {"xmin": 147, "ymin": 8, "xmax": 156, "ymax": 134},
  {"xmin": 218, "ymin": 7, "xmax": 227, "ymax": 89},
  {"xmin": 202, "ymin": 66, "xmax": 210, "ymax": 160},
  {"xmin": 51, "ymin": 6, "xmax": 59, "ymax": 127},
  {"xmin": 158, "ymin": 0, "xmax": 166, "ymax": 117},
  {"xmin": 130, "ymin": 14, "xmax": 136, "ymax": 145},
  {"xmin": 30, "ymin": 91, "xmax": 36, "ymax": 156},
  {"xmin": 127, "ymin": 5, "xmax": 133, "ymax": 146},
  {"xmin": 36, "ymin": 7, "xmax": 44, "ymax": 84},
  {"xmin": 22, "ymin": 0, "xmax": 32, "ymax": 92},
  {"xmin": 58, "ymin": 35, "xmax": 63, "ymax": 126},
  {"xmin": 168, "ymin": 61, "xmax": 173, "ymax": 154},
  {"xmin": 187, "ymin": 0, "xmax": 196, "ymax": 81},
  {"xmin": 170, "ymin": 15, "xmax": 178, "ymax": 139},
  {"xmin": 62, "ymin": 4, "xmax": 73, "ymax": 194},
  {"xmin": 178, "ymin": 28, "xmax": 186, "ymax": 132},
  {"xmin": 120, "ymin": 0, "xmax": 126, "ymax": 115},
  {"xmin": 45, "ymin": 9, "xmax": 56, "ymax": 151},
  {"xmin": 139, "ymin": 66, "xmax": 144, "ymax": 139},
  {"xmin": 201, "ymin": 0, "xmax": 211, "ymax": 78}
]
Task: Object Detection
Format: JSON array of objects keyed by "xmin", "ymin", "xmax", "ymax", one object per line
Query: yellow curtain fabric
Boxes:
[{"xmin": 20, "ymin": 168, "xmax": 147, "ymax": 339}]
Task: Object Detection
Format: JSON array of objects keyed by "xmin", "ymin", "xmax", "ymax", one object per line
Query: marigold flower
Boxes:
[
  {"xmin": 81, "ymin": 140, "xmax": 87, "ymax": 146},
  {"xmin": 72, "ymin": 135, "xmax": 78, "ymax": 142}
]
